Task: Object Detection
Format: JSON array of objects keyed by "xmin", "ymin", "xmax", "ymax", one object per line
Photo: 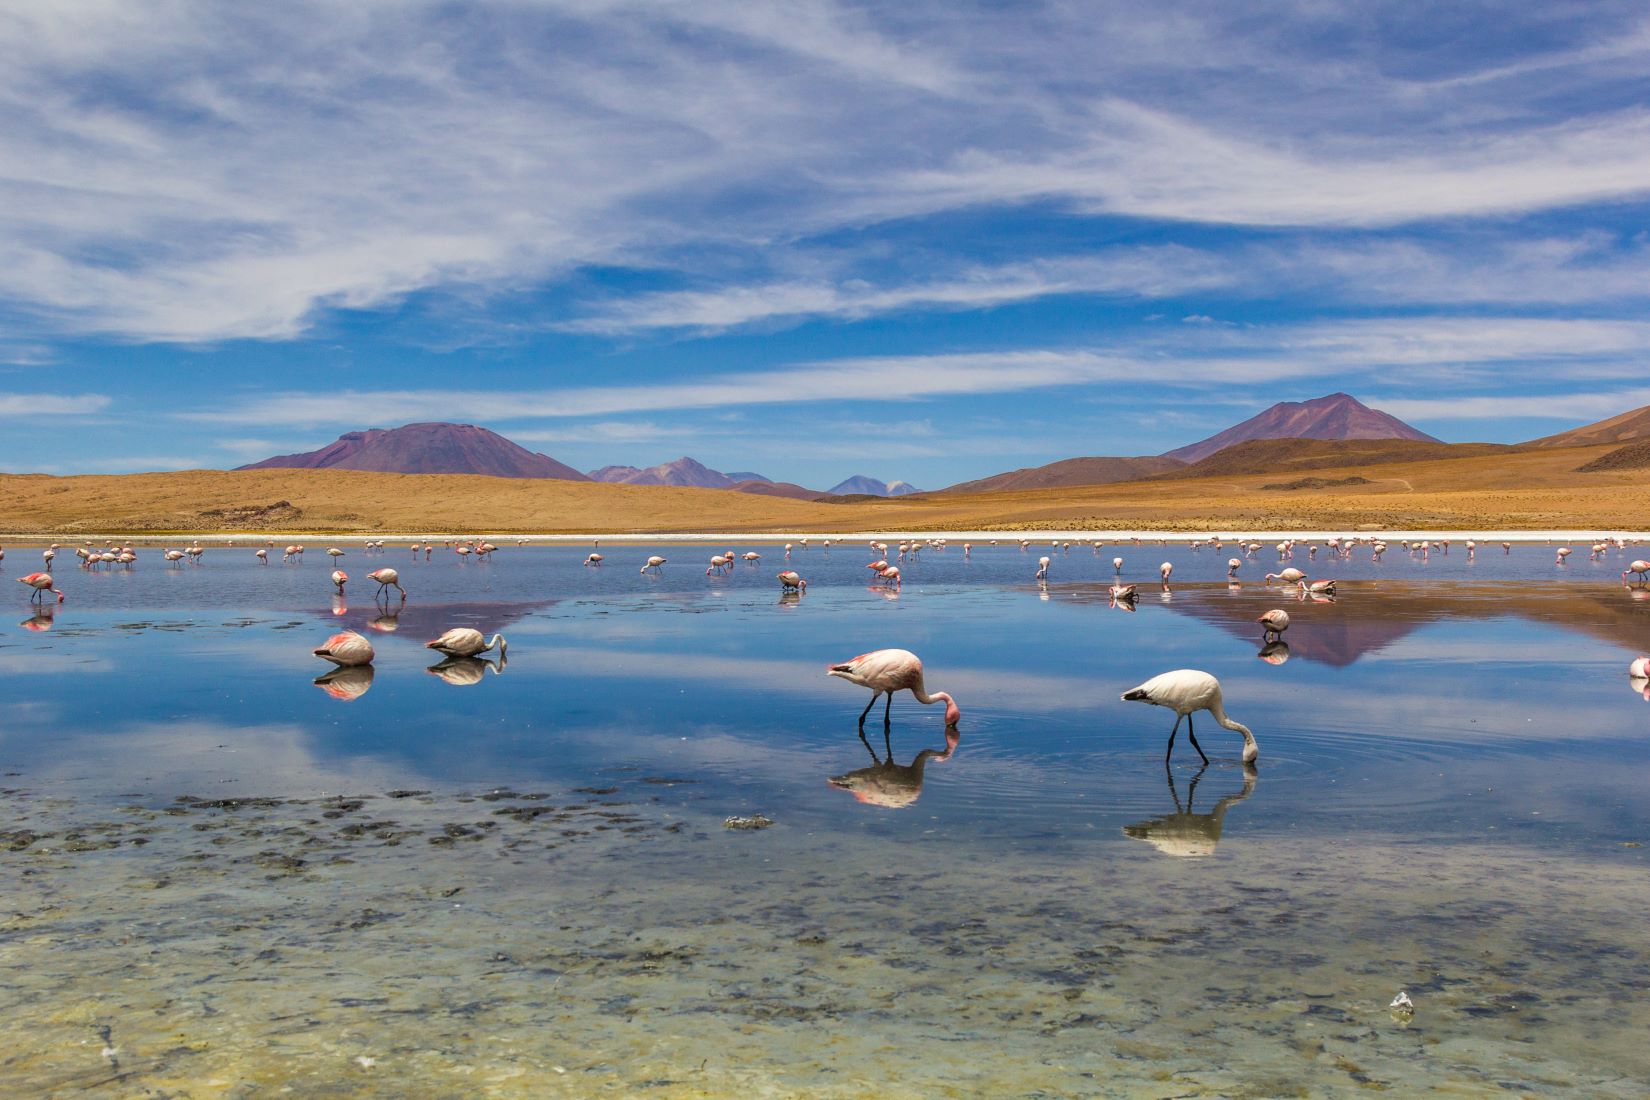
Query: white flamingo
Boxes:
[{"xmin": 1122, "ymin": 670, "xmax": 1258, "ymax": 766}]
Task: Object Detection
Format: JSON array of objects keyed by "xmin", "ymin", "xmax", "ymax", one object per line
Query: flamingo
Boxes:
[
  {"xmin": 877, "ymin": 565, "xmax": 902, "ymax": 588},
  {"xmin": 1631, "ymin": 656, "xmax": 1650, "ymax": 678},
  {"xmin": 828, "ymin": 648, "xmax": 960, "ymax": 731},
  {"xmin": 1257, "ymin": 608, "xmax": 1290, "ymax": 640},
  {"xmin": 1264, "ymin": 568, "xmax": 1305, "ymax": 584},
  {"xmin": 367, "ymin": 567, "xmax": 406, "ymax": 601},
  {"xmin": 1036, "ymin": 556, "xmax": 1050, "ymax": 581},
  {"xmin": 1301, "ymin": 579, "xmax": 1336, "ymax": 596},
  {"xmin": 641, "ymin": 555, "xmax": 666, "ymax": 573},
  {"xmin": 1109, "ymin": 582, "xmax": 1137, "ymax": 601},
  {"xmin": 42, "ymin": 549, "xmax": 55, "ymax": 570},
  {"xmin": 1112, "ymin": 556, "xmax": 1124, "ymax": 575},
  {"xmin": 326, "ymin": 547, "xmax": 345, "ymax": 561},
  {"xmin": 18, "ymin": 572, "xmax": 64, "ymax": 603},
  {"xmin": 426, "ymin": 628, "xmax": 507, "ymax": 659},
  {"xmin": 255, "ymin": 548, "xmax": 268, "ymax": 563},
  {"xmin": 164, "ymin": 549, "xmax": 186, "ymax": 565},
  {"xmin": 1227, "ymin": 557, "xmax": 1242, "ymax": 578},
  {"xmin": 743, "ymin": 552, "xmax": 761, "ymax": 562},
  {"xmin": 331, "ymin": 569, "xmax": 348, "ymax": 594},
  {"xmin": 584, "ymin": 553, "xmax": 604, "ymax": 566},
  {"xmin": 313, "ymin": 630, "xmax": 374, "ymax": 667},
  {"xmin": 1122, "ymin": 669, "xmax": 1258, "ymax": 766},
  {"xmin": 707, "ymin": 555, "xmax": 729, "ymax": 575},
  {"xmin": 1159, "ymin": 562, "xmax": 1172, "ymax": 582},
  {"xmin": 1623, "ymin": 560, "xmax": 1650, "ymax": 583},
  {"xmin": 777, "ymin": 570, "xmax": 807, "ymax": 592},
  {"xmin": 1556, "ymin": 547, "xmax": 1572, "ymax": 565}
]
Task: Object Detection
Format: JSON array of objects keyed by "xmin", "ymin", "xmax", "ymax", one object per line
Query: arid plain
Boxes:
[{"xmin": 2, "ymin": 439, "xmax": 1643, "ymax": 534}]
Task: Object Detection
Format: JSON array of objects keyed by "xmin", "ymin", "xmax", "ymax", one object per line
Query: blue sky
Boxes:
[{"xmin": 4, "ymin": 0, "xmax": 1650, "ymax": 489}]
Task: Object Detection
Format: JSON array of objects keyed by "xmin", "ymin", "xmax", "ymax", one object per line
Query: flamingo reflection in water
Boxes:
[
  {"xmin": 1123, "ymin": 764, "xmax": 1257, "ymax": 858},
  {"xmin": 20, "ymin": 606, "xmax": 56, "ymax": 631},
  {"xmin": 314, "ymin": 664, "xmax": 375, "ymax": 701},
  {"xmin": 829, "ymin": 725, "xmax": 961, "ymax": 809},
  {"xmin": 426, "ymin": 654, "xmax": 507, "ymax": 685},
  {"xmin": 1257, "ymin": 640, "xmax": 1290, "ymax": 665}
]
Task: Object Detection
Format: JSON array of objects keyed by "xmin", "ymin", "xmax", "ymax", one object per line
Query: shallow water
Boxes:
[{"xmin": 2, "ymin": 541, "xmax": 1648, "ymax": 1096}]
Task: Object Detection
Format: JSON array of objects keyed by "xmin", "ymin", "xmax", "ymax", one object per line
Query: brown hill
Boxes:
[
  {"xmin": 942, "ymin": 455, "xmax": 1185, "ymax": 494},
  {"xmin": 1163, "ymin": 393, "xmax": 1439, "ymax": 464},
  {"xmin": 1149, "ymin": 437, "xmax": 1507, "ymax": 480},
  {"xmin": 1577, "ymin": 438, "xmax": 1650, "ymax": 472},
  {"xmin": 588, "ymin": 456, "xmax": 765, "ymax": 489},
  {"xmin": 239, "ymin": 423, "xmax": 588, "ymax": 480},
  {"xmin": 730, "ymin": 479, "xmax": 831, "ymax": 501},
  {"xmin": 1523, "ymin": 403, "xmax": 1650, "ymax": 449}
]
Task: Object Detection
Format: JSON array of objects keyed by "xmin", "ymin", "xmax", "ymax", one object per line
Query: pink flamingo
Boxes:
[
  {"xmin": 368, "ymin": 567, "xmax": 406, "ymax": 601},
  {"xmin": 828, "ymin": 648, "xmax": 960, "ymax": 731},
  {"xmin": 777, "ymin": 571, "xmax": 807, "ymax": 592},
  {"xmin": 1624, "ymin": 560, "xmax": 1650, "ymax": 583},
  {"xmin": 18, "ymin": 572, "xmax": 64, "ymax": 603},
  {"xmin": 877, "ymin": 565, "xmax": 902, "ymax": 588},
  {"xmin": 1257, "ymin": 608, "xmax": 1289, "ymax": 640},
  {"xmin": 313, "ymin": 630, "xmax": 374, "ymax": 667},
  {"xmin": 331, "ymin": 569, "xmax": 348, "ymax": 595}
]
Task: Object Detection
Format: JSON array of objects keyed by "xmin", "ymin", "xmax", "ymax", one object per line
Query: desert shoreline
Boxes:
[{"xmin": 3, "ymin": 529, "xmax": 1639, "ymax": 544}]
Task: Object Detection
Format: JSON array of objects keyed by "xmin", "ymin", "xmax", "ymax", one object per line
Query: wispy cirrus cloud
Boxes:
[
  {"xmin": 5, "ymin": 1, "xmax": 1650, "ymax": 345},
  {"xmin": 172, "ymin": 314, "xmax": 1650, "ymax": 430},
  {"xmin": 0, "ymin": 393, "xmax": 110, "ymax": 416}
]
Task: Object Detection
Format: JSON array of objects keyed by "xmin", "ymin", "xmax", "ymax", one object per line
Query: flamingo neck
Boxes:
[
  {"xmin": 912, "ymin": 687, "xmax": 961, "ymax": 726},
  {"xmin": 1209, "ymin": 700, "xmax": 1258, "ymax": 763}
]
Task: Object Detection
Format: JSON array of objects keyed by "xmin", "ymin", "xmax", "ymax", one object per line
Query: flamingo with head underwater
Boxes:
[
  {"xmin": 828, "ymin": 648, "xmax": 959, "ymax": 731},
  {"xmin": 1122, "ymin": 669, "xmax": 1258, "ymax": 766}
]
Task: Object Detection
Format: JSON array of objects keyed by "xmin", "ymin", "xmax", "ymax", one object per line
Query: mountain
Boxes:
[
  {"xmin": 1147, "ymin": 437, "xmax": 1507, "ymax": 479},
  {"xmin": 942, "ymin": 455, "xmax": 1186, "ymax": 494},
  {"xmin": 1162, "ymin": 393, "xmax": 1440, "ymax": 464},
  {"xmin": 828, "ymin": 475, "xmax": 921, "ymax": 497},
  {"xmin": 585, "ymin": 456, "xmax": 771, "ymax": 489},
  {"xmin": 1523, "ymin": 403, "xmax": 1650, "ymax": 449},
  {"xmin": 730, "ymin": 479, "xmax": 831, "ymax": 501},
  {"xmin": 237, "ymin": 423, "xmax": 589, "ymax": 480}
]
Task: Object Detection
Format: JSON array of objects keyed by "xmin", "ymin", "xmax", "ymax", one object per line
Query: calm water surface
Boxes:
[{"xmin": 2, "ymin": 540, "xmax": 1647, "ymax": 1096}]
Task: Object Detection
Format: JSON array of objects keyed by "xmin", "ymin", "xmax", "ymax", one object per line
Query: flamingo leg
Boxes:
[
  {"xmin": 883, "ymin": 692, "xmax": 893, "ymax": 730},
  {"xmin": 1185, "ymin": 712, "xmax": 1210, "ymax": 766},
  {"xmin": 1165, "ymin": 714, "xmax": 1182, "ymax": 763},
  {"xmin": 857, "ymin": 692, "xmax": 880, "ymax": 730}
]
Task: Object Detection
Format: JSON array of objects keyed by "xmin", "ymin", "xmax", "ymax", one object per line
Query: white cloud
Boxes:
[
  {"xmin": 4, "ymin": 1, "xmax": 1650, "ymax": 343},
  {"xmin": 0, "ymin": 393, "xmax": 109, "ymax": 415}
]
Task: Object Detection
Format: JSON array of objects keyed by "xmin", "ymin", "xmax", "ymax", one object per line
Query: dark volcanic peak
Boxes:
[
  {"xmin": 585, "ymin": 456, "xmax": 767, "ymax": 489},
  {"xmin": 1524, "ymin": 403, "xmax": 1650, "ymax": 449},
  {"xmin": 237, "ymin": 423, "xmax": 589, "ymax": 480},
  {"xmin": 1163, "ymin": 393, "xmax": 1439, "ymax": 465}
]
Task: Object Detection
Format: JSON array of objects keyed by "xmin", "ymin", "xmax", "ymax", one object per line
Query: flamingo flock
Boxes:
[{"xmin": 19, "ymin": 532, "xmax": 1650, "ymax": 764}]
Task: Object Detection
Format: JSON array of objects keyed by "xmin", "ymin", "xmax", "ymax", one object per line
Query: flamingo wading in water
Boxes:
[
  {"xmin": 828, "ymin": 649, "xmax": 960, "ymax": 732},
  {"xmin": 367, "ymin": 568, "xmax": 406, "ymax": 601},
  {"xmin": 18, "ymin": 572, "xmax": 64, "ymax": 603},
  {"xmin": 1122, "ymin": 669, "xmax": 1258, "ymax": 766},
  {"xmin": 314, "ymin": 631, "xmax": 375, "ymax": 667},
  {"xmin": 426, "ymin": 628, "xmax": 507, "ymax": 659}
]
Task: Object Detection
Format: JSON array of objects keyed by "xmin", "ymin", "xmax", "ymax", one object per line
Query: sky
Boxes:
[{"xmin": 4, "ymin": 0, "xmax": 1650, "ymax": 489}]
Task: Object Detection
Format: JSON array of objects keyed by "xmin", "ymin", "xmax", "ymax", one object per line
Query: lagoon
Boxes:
[{"xmin": 2, "ymin": 540, "xmax": 1647, "ymax": 1096}]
